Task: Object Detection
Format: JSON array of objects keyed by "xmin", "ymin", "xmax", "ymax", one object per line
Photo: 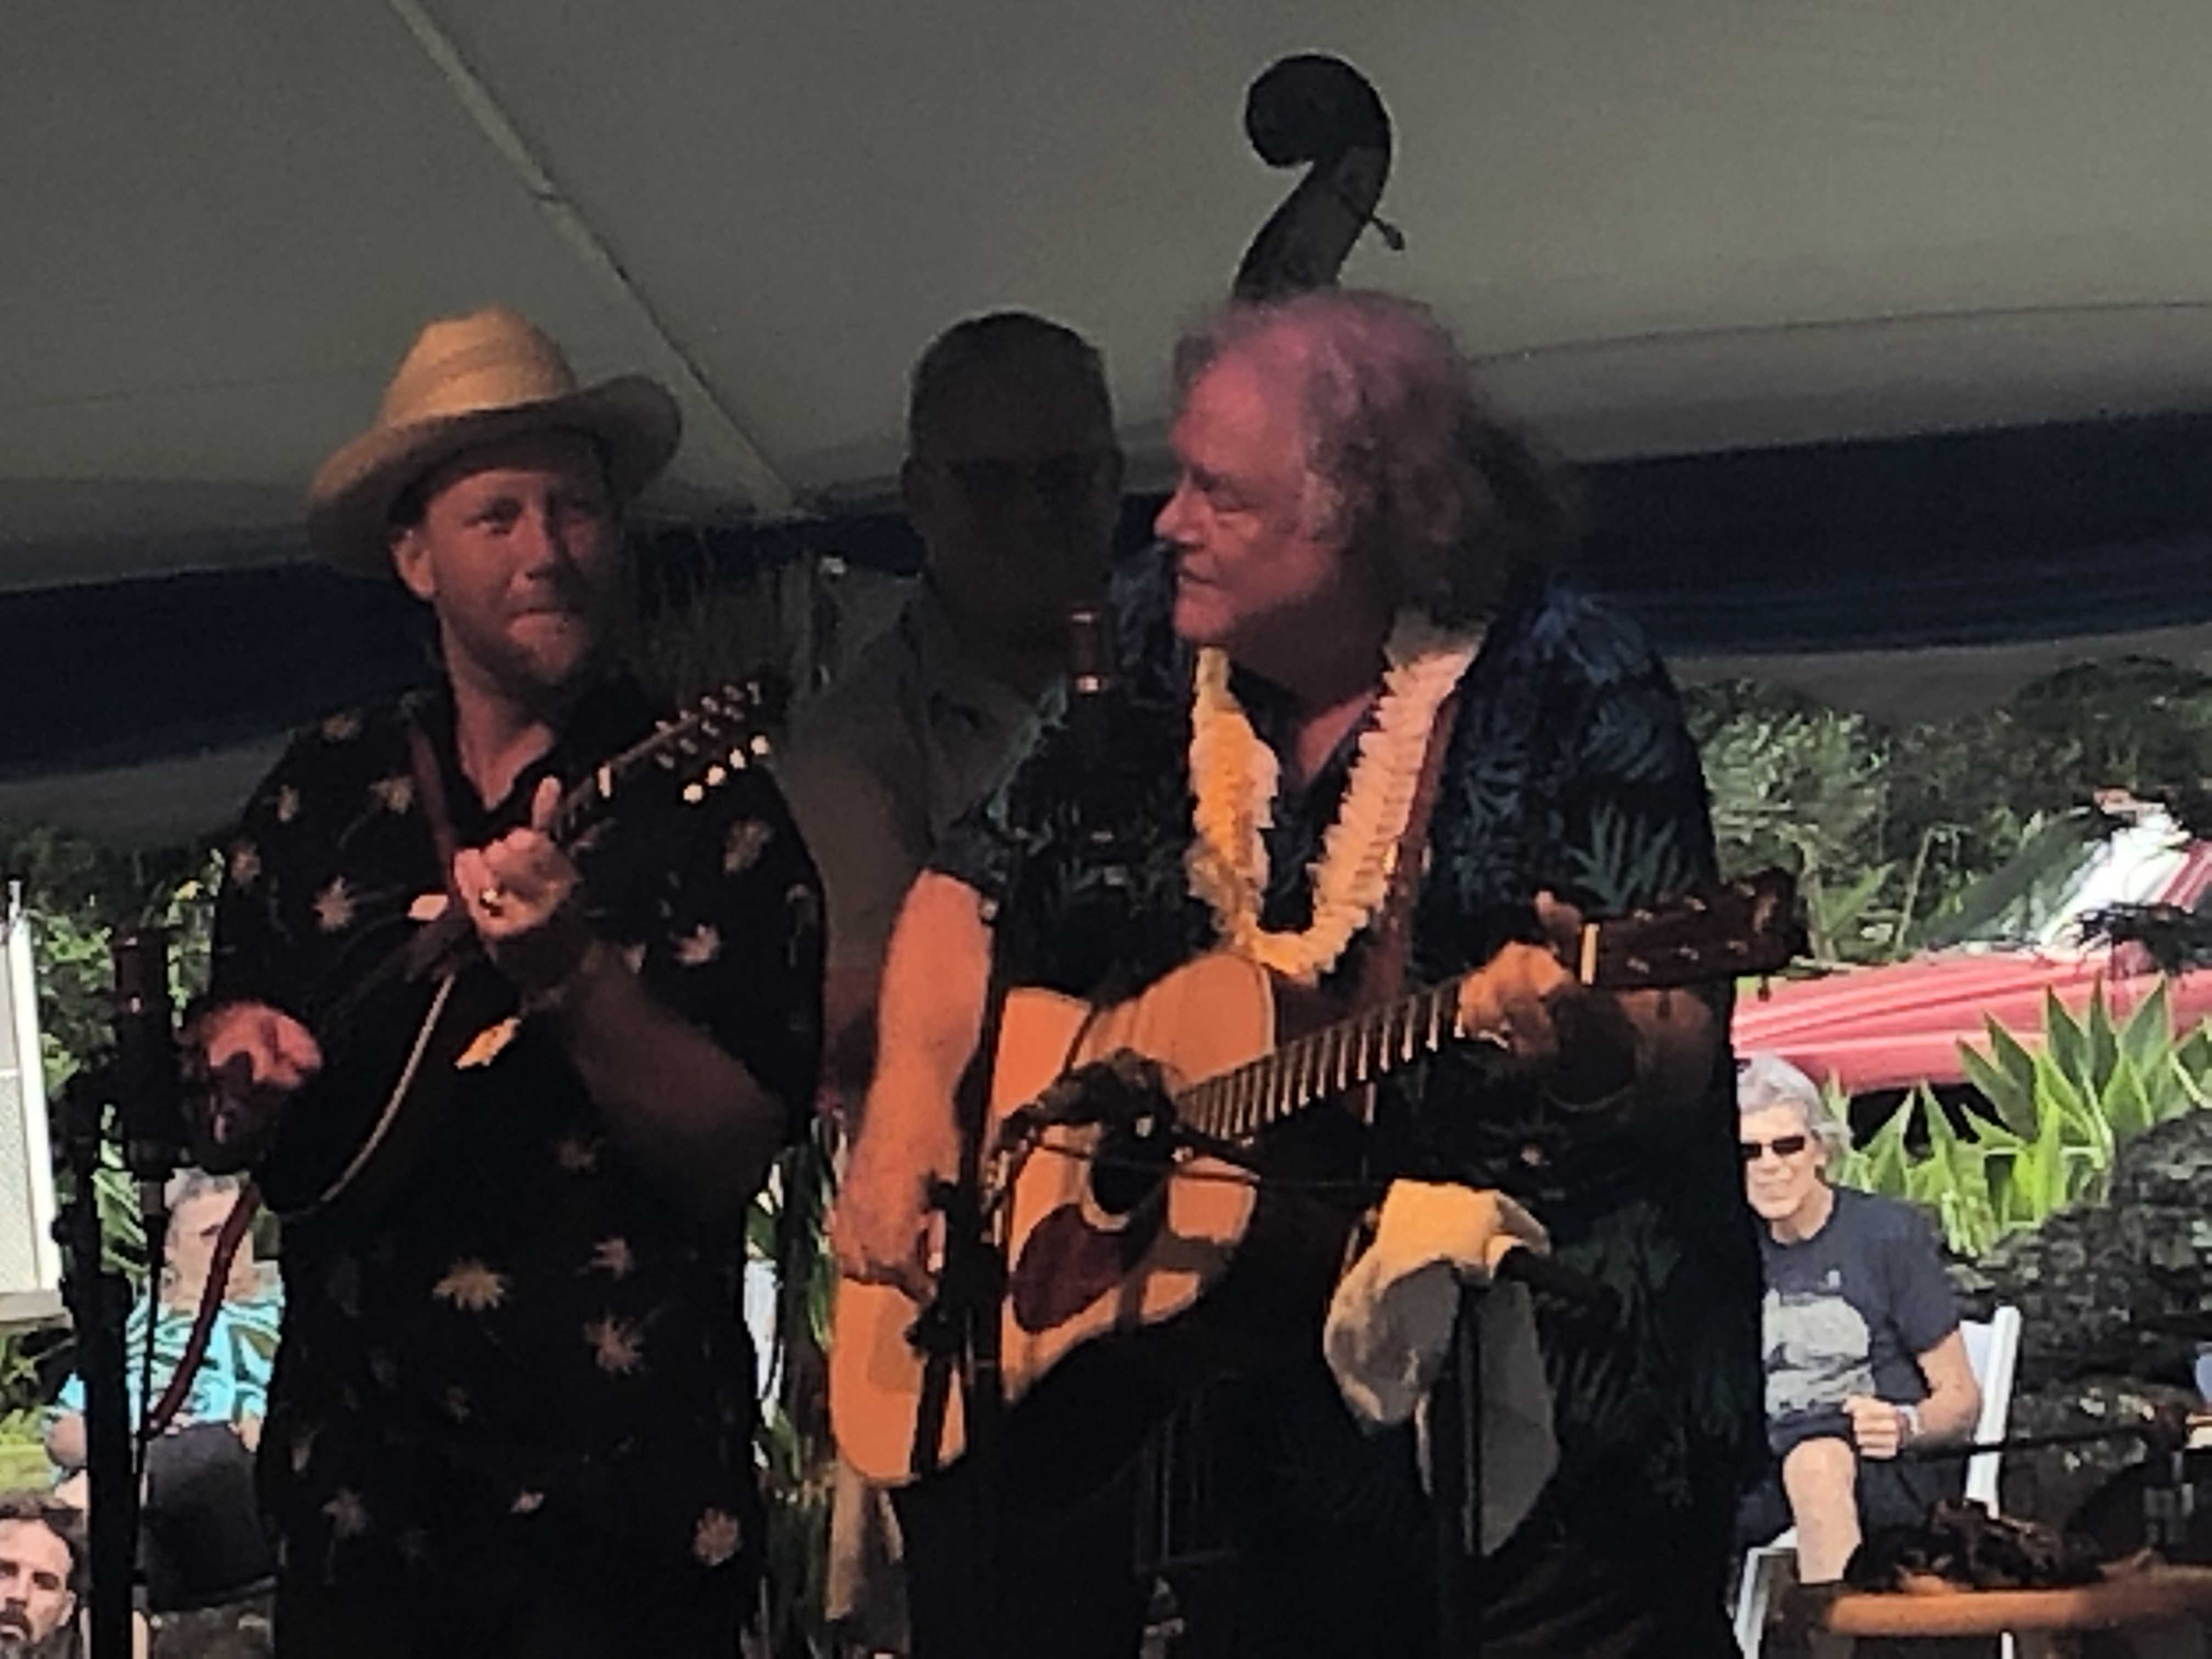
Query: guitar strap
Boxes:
[
  {"xmin": 403, "ymin": 714, "xmax": 466, "ymax": 909},
  {"xmin": 1350, "ymin": 687, "xmax": 1463, "ymax": 1075},
  {"xmin": 143, "ymin": 1184, "xmax": 263, "ymax": 1438}
]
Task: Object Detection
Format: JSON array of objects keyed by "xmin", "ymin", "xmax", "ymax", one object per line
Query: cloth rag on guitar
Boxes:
[{"xmin": 1323, "ymin": 1180, "xmax": 1556, "ymax": 1556}]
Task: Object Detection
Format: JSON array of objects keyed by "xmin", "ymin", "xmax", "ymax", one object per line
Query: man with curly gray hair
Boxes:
[{"xmin": 840, "ymin": 287, "xmax": 1759, "ymax": 1656}]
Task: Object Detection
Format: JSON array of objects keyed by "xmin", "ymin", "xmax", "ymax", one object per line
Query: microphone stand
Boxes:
[
  {"xmin": 1430, "ymin": 1254, "xmax": 1616, "ymax": 1656},
  {"xmin": 902, "ymin": 606, "xmax": 1125, "ymax": 1657},
  {"xmin": 53, "ymin": 927, "xmax": 187, "ymax": 1658}
]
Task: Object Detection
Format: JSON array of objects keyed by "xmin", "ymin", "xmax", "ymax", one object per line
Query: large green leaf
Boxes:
[
  {"xmin": 2084, "ymin": 986, "xmax": 2120, "ymax": 1094},
  {"xmin": 2043, "ymin": 989, "xmax": 2091, "ymax": 1095},
  {"xmin": 1978, "ymin": 1018, "xmax": 2045, "ymax": 1136},
  {"xmin": 1959, "ymin": 1037, "xmax": 2034, "ymax": 1138},
  {"xmin": 2119, "ymin": 979, "xmax": 2175, "ymax": 1079},
  {"xmin": 2101, "ymin": 1054, "xmax": 2157, "ymax": 1141}
]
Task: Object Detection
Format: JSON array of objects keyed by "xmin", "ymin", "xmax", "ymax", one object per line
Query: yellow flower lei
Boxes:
[{"xmin": 1186, "ymin": 613, "xmax": 1483, "ymax": 986}]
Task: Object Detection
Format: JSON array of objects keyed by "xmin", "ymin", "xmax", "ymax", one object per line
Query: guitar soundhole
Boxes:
[{"xmin": 1088, "ymin": 1117, "xmax": 1173, "ymax": 1217}]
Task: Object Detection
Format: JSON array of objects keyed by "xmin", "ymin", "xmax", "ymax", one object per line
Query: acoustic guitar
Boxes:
[
  {"xmin": 248, "ymin": 680, "xmax": 781, "ymax": 1221},
  {"xmin": 829, "ymin": 871, "xmax": 1804, "ymax": 1497}
]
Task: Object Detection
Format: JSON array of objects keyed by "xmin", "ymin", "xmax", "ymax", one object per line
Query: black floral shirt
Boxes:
[
  {"xmin": 202, "ymin": 674, "xmax": 822, "ymax": 1596},
  {"xmin": 931, "ymin": 552, "xmax": 1763, "ymax": 1554}
]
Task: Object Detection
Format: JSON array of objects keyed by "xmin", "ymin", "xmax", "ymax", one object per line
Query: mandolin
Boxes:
[{"xmin": 246, "ymin": 680, "xmax": 781, "ymax": 1221}]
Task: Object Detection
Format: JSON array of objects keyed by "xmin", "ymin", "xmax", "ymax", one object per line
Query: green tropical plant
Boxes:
[{"xmin": 1832, "ymin": 980, "xmax": 2212, "ymax": 1255}]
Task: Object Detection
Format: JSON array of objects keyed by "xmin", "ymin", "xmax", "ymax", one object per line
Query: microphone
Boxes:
[
  {"xmin": 1064, "ymin": 602, "xmax": 1115, "ymax": 768},
  {"xmin": 110, "ymin": 928, "xmax": 186, "ymax": 1183}
]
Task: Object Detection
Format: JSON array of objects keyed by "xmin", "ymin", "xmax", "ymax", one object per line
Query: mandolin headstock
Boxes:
[
  {"xmin": 1577, "ymin": 868, "xmax": 1805, "ymax": 990},
  {"xmin": 551, "ymin": 675, "xmax": 788, "ymax": 842}
]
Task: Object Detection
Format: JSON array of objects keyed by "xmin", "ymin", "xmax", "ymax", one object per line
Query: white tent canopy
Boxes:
[
  {"xmin": 9, "ymin": 3, "xmax": 2212, "ymax": 845},
  {"xmin": 13, "ymin": 1, "xmax": 2212, "ymax": 592}
]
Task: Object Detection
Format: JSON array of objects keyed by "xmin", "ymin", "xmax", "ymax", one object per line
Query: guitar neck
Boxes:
[
  {"xmin": 1171, "ymin": 870, "xmax": 1803, "ymax": 1144},
  {"xmin": 1175, "ymin": 975, "xmax": 1469, "ymax": 1143}
]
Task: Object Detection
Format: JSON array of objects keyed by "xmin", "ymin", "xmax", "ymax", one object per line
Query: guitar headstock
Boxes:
[{"xmin": 1578, "ymin": 868, "xmax": 1805, "ymax": 990}]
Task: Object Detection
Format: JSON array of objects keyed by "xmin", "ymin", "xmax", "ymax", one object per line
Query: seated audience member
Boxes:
[
  {"xmin": 46, "ymin": 1171, "xmax": 280, "ymax": 1607},
  {"xmin": 1736, "ymin": 1054, "xmax": 1982, "ymax": 1582},
  {"xmin": 0, "ymin": 1491, "xmax": 82, "ymax": 1655}
]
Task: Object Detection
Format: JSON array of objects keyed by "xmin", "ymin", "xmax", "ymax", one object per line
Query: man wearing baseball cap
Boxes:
[{"xmin": 191, "ymin": 308, "xmax": 823, "ymax": 1655}]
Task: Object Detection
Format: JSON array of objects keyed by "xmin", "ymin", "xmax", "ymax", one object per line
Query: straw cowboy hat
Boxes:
[{"xmin": 307, "ymin": 307, "xmax": 681, "ymax": 574}]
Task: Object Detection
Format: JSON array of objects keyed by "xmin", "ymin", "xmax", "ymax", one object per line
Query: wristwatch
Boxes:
[{"xmin": 1898, "ymin": 1402, "xmax": 1923, "ymax": 1445}]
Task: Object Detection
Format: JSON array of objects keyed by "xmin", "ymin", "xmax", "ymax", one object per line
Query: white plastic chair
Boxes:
[{"xmin": 1733, "ymin": 1304, "xmax": 2023, "ymax": 1656}]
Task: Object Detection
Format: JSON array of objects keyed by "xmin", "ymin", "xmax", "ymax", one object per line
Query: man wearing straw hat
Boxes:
[{"xmin": 188, "ymin": 308, "xmax": 824, "ymax": 1655}]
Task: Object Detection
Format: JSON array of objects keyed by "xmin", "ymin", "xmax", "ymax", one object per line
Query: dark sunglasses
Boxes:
[
  {"xmin": 1740, "ymin": 1133, "xmax": 1810, "ymax": 1161},
  {"xmin": 938, "ymin": 452, "xmax": 1111, "ymax": 503}
]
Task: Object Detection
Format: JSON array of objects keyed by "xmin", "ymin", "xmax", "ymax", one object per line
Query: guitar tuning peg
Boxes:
[
  {"xmin": 682, "ymin": 782, "xmax": 707, "ymax": 805},
  {"xmin": 748, "ymin": 735, "xmax": 771, "ymax": 757},
  {"xmin": 705, "ymin": 765, "xmax": 727, "ymax": 788},
  {"xmin": 727, "ymin": 747, "xmax": 747, "ymax": 769}
]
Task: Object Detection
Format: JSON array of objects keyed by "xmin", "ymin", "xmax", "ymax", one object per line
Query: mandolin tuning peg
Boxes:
[
  {"xmin": 748, "ymin": 735, "xmax": 771, "ymax": 757},
  {"xmin": 705, "ymin": 765, "xmax": 727, "ymax": 788},
  {"xmin": 727, "ymin": 747, "xmax": 747, "ymax": 769},
  {"xmin": 653, "ymin": 753, "xmax": 675, "ymax": 770},
  {"xmin": 682, "ymin": 782, "xmax": 707, "ymax": 806}
]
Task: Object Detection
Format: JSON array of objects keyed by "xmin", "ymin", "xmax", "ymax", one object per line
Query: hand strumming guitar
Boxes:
[
  {"xmin": 453, "ymin": 775, "xmax": 599, "ymax": 1001},
  {"xmin": 198, "ymin": 1001, "xmax": 324, "ymax": 1159}
]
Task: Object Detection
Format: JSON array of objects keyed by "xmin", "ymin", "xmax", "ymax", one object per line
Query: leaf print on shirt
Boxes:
[
  {"xmin": 1556, "ymin": 803, "xmax": 1695, "ymax": 916},
  {"xmin": 323, "ymin": 1488, "xmax": 371, "ymax": 1539},
  {"xmin": 430, "ymin": 1259, "xmax": 511, "ymax": 1312},
  {"xmin": 583, "ymin": 1314, "xmax": 645, "ymax": 1375},
  {"xmin": 723, "ymin": 819, "xmax": 773, "ymax": 874},
  {"xmin": 313, "ymin": 878, "xmax": 356, "ymax": 934},
  {"xmin": 585, "ymin": 1238, "xmax": 635, "ymax": 1279},
  {"xmin": 325, "ymin": 1255, "xmax": 361, "ymax": 1321},
  {"xmin": 786, "ymin": 883, "xmax": 821, "ymax": 936},
  {"xmin": 554, "ymin": 1136, "xmax": 602, "ymax": 1175},
  {"xmin": 673, "ymin": 923, "xmax": 722, "ymax": 968},
  {"xmin": 692, "ymin": 1507, "xmax": 743, "ymax": 1567}
]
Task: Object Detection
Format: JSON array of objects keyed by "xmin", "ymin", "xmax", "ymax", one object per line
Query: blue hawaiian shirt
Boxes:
[{"xmin": 929, "ymin": 551, "xmax": 1763, "ymax": 1555}]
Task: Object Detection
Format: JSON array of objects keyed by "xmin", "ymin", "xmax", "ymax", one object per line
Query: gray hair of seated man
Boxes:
[
  {"xmin": 163, "ymin": 1167, "xmax": 244, "ymax": 1211},
  {"xmin": 1735, "ymin": 1051, "xmax": 1853, "ymax": 1159}
]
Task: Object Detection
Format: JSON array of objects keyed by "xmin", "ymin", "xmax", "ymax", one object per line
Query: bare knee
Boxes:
[{"xmin": 1780, "ymin": 1436, "xmax": 1858, "ymax": 1530}]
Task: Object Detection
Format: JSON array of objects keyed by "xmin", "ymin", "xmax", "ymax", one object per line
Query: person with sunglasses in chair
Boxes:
[{"xmin": 1736, "ymin": 1053, "xmax": 1982, "ymax": 1584}]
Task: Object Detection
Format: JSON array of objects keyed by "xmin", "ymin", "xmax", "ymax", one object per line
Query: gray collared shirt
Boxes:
[{"xmin": 779, "ymin": 584, "xmax": 1039, "ymax": 977}]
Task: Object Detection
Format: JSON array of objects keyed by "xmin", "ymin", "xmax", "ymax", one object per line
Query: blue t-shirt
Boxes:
[{"xmin": 1759, "ymin": 1186, "xmax": 1958, "ymax": 1455}]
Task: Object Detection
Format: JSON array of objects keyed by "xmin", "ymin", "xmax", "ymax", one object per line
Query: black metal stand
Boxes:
[
  {"xmin": 55, "ymin": 1066, "xmax": 139, "ymax": 1659},
  {"xmin": 1430, "ymin": 1288, "xmax": 1483, "ymax": 1658},
  {"xmin": 50, "ymin": 927, "xmax": 188, "ymax": 1658}
]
